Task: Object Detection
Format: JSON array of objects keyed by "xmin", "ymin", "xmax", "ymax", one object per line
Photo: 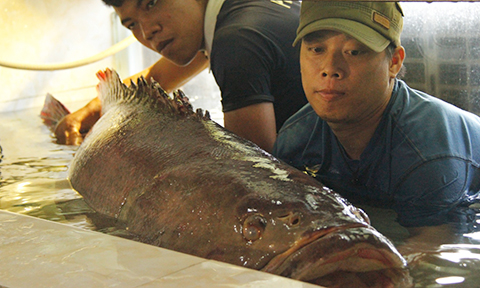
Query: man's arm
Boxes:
[
  {"xmin": 224, "ymin": 102, "xmax": 277, "ymax": 153},
  {"xmin": 54, "ymin": 51, "xmax": 209, "ymax": 145},
  {"xmin": 126, "ymin": 51, "xmax": 209, "ymax": 93},
  {"xmin": 54, "ymin": 97, "xmax": 102, "ymax": 145},
  {"xmin": 393, "ymin": 159, "xmax": 472, "ymax": 256}
]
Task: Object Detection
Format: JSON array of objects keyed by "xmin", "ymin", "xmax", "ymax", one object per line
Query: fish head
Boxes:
[{"xmin": 221, "ymin": 171, "xmax": 410, "ymax": 286}]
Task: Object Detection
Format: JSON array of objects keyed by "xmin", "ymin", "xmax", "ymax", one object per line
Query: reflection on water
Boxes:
[
  {"xmin": 0, "ymin": 109, "xmax": 117, "ymax": 233},
  {"xmin": 405, "ymin": 244, "xmax": 480, "ymax": 287},
  {"xmin": 1, "ymin": 107, "xmax": 480, "ymax": 287}
]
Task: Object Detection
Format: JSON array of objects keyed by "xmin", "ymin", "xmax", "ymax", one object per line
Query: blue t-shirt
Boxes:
[{"xmin": 273, "ymin": 80, "xmax": 480, "ymax": 230}]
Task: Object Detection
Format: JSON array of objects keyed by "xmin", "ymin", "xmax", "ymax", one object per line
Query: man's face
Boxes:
[
  {"xmin": 115, "ymin": 0, "xmax": 206, "ymax": 66},
  {"xmin": 300, "ymin": 30, "xmax": 398, "ymax": 126}
]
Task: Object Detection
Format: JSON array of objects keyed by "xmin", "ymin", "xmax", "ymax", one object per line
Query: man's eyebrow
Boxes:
[{"xmin": 120, "ymin": 0, "xmax": 144, "ymax": 26}]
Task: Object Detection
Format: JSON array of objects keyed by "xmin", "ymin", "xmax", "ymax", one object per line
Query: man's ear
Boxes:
[{"xmin": 390, "ymin": 46, "xmax": 405, "ymax": 78}]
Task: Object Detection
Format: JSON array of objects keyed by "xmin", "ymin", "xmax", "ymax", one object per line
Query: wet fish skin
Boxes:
[{"xmin": 42, "ymin": 68, "xmax": 411, "ymax": 287}]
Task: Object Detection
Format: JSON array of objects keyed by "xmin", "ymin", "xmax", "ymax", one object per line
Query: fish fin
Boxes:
[
  {"xmin": 40, "ymin": 93, "xmax": 71, "ymax": 131},
  {"xmin": 96, "ymin": 68, "xmax": 130, "ymax": 114},
  {"xmin": 195, "ymin": 108, "xmax": 211, "ymax": 121},
  {"xmin": 96, "ymin": 68, "xmax": 210, "ymax": 120},
  {"xmin": 173, "ymin": 90, "xmax": 195, "ymax": 116}
]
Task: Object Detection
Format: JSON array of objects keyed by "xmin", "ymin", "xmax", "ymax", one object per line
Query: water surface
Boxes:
[{"xmin": 1, "ymin": 106, "xmax": 480, "ymax": 287}]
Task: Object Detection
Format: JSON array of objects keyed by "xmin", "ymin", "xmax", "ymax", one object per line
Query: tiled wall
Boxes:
[
  {"xmin": 0, "ymin": 0, "xmax": 116, "ymax": 113},
  {"xmin": 401, "ymin": 2, "xmax": 480, "ymax": 116}
]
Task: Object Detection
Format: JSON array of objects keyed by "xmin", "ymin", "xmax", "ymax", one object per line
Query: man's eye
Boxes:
[
  {"xmin": 127, "ymin": 23, "xmax": 135, "ymax": 30},
  {"xmin": 309, "ymin": 47, "xmax": 324, "ymax": 53},
  {"xmin": 349, "ymin": 50, "xmax": 362, "ymax": 56},
  {"xmin": 147, "ymin": 0, "xmax": 157, "ymax": 9}
]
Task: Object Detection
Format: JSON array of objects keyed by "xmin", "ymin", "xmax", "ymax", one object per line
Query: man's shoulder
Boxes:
[
  {"xmin": 215, "ymin": 0, "xmax": 300, "ymax": 33},
  {"xmin": 392, "ymin": 80, "xmax": 480, "ymax": 138},
  {"xmin": 390, "ymin": 80, "xmax": 480, "ymax": 168},
  {"xmin": 219, "ymin": 0, "xmax": 300, "ymax": 16},
  {"xmin": 278, "ymin": 104, "xmax": 319, "ymax": 133},
  {"xmin": 273, "ymin": 104, "xmax": 321, "ymax": 166},
  {"xmin": 395, "ymin": 80, "xmax": 480, "ymax": 119}
]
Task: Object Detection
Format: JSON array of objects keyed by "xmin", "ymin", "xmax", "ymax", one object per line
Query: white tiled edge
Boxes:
[{"xmin": 0, "ymin": 210, "xmax": 320, "ymax": 288}]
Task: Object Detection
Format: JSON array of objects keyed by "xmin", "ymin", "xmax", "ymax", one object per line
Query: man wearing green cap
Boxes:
[{"xmin": 273, "ymin": 1, "xmax": 480, "ymax": 247}]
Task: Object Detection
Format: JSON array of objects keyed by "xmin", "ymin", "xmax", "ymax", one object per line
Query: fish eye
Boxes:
[{"xmin": 242, "ymin": 214, "xmax": 267, "ymax": 242}]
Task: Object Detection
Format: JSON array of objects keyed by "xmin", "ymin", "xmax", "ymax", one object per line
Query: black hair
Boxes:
[{"xmin": 102, "ymin": 0, "xmax": 125, "ymax": 7}]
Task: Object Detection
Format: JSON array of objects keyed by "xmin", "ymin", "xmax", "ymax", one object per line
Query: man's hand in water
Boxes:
[{"xmin": 55, "ymin": 97, "xmax": 101, "ymax": 145}]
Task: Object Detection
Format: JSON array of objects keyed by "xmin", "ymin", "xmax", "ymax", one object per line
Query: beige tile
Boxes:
[
  {"xmin": 0, "ymin": 211, "xmax": 204, "ymax": 288},
  {"xmin": 138, "ymin": 260, "xmax": 321, "ymax": 288},
  {"xmin": 0, "ymin": 211, "xmax": 323, "ymax": 288}
]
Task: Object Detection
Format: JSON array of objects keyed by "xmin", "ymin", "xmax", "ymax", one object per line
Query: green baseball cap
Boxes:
[{"xmin": 294, "ymin": 1, "xmax": 404, "ymax": 52}]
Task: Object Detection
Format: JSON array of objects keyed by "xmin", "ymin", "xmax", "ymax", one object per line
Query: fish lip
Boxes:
[
  {"xmin": 261, "ymin": 225, "xmax": 406, "ymax": 281},
  {"xmin": 156, "ymin": 38, "xmax": 173, "ymax": 53}
]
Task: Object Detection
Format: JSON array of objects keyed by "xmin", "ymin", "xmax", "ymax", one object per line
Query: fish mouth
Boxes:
[{"xmin": 261, "ymin": 226, "xmax": 408, "ymax": 285}]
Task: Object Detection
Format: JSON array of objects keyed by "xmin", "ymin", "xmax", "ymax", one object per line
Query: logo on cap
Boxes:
[{"xmin": 372, "ymin": 11, "xmax": 390, "ymax": 30}]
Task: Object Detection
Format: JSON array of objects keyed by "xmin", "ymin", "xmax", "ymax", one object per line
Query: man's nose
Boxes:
[
  {"xmin": 139, "ymin": 20, "xmax": 161, "ymax": 41},
  {"xmin": 320, "ymin": 53, "xmax": 345, "ymax": 79}
]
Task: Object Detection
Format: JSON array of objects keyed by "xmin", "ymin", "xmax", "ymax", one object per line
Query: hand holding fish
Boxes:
[{"xmin": 53, "ymin": 97, "xmax": 101, "ymax": 145}]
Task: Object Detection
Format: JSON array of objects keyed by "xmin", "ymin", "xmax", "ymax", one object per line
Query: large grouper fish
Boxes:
[{"xmin": 41, "ymin": 68, "xmax": 411, "ymax": 287}]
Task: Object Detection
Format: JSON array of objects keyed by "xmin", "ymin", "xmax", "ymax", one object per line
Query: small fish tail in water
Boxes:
[{"xmin": 40, "ymin": 93, "xmax": 71, "ymax": 131}]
